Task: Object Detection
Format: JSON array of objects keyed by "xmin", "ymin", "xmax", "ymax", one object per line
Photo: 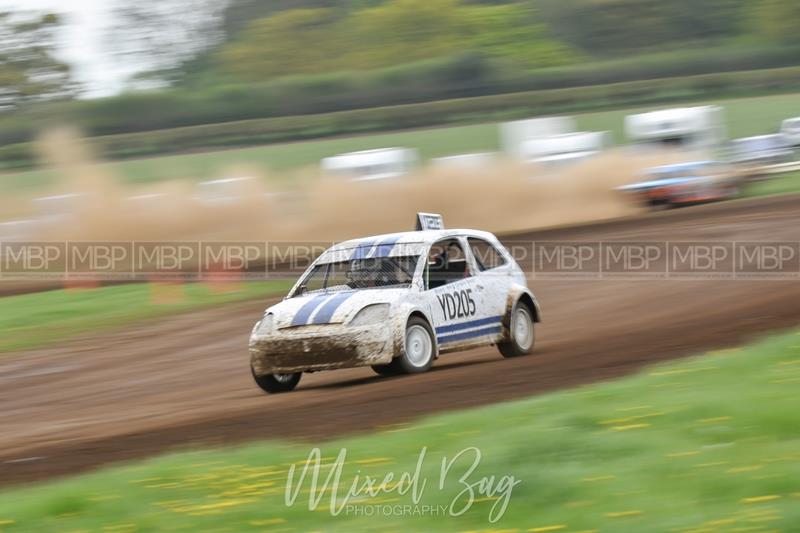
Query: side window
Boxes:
[
  {"xmin": 425, "ymin": 239, "xmax": 471, "ymax": 290},
  {"xmin": 468, "ymin": 238, "xmax": 507, "ymax": 271}
]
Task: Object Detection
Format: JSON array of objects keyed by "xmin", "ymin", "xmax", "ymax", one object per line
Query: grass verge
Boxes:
[
  {"xmin": 0, "ymin": 280, "xmax": 291, "ymax": 352},
  {"xmin": 743, "ymin": 171, "xmax": 800, "ymax": 198},
  {"xmin": 1, "ymin": 328, "xmax": 798, "ymax": 531}
]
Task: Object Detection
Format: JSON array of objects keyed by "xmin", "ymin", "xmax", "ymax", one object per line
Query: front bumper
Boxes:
[{"xmin": 250, "ymin": 323, "xmax": 396, "ymax": 374}]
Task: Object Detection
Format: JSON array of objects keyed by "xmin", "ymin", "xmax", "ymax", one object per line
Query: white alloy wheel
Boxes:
[
  {"xmin": 405, "ymin": 325, "xmax": 433, "ymax": 368},
  {"xmin": 395, "ymin": 317, "xmax": 436, "ymax": 373},
  {"xmin": 513, "ymin": 307, "xmax": 534, "ymax": 351}
]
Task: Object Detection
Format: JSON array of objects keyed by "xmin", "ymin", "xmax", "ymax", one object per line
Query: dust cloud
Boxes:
[{"xmin": 7, "ymin": 129, "xmax": 695, "ymax": 245}]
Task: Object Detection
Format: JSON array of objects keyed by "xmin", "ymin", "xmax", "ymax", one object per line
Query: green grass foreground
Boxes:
[
  {"xmin": 1, "ymin": 329, "xmax": 799, "ymax": 531},
  {"xmin": 0, "ymin": 281, "xmax": 291, "ymax": 352},
  {"xmin": 743, "ymin": 171, "xmax": 800, "ymax": 198},
  {"xmin": 1, "ymin": 92, "xmax": 798, "ymax": 192}
]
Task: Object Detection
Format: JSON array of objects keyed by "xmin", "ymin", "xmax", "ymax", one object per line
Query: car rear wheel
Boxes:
[
  {"xmin": 395, "ymin": 317, "xmax": 435, "ymax": 374},
  {"xmin": 498, "ymin": 303, "xmax": 535, "ymax": 358},
  {"xmin": 251, "ymin": 366, "xmax": 301, "ymax": 393}
]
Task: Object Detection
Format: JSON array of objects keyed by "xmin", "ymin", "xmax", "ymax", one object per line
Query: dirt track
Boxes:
[{"xmin": 1, "ymin": 195, "xmax": 800, "ymax": 487}]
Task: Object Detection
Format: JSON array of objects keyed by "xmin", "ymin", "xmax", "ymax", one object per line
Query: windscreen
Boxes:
[{"xmin": 294, "ymin": 255, "xmax": 419, "ymax": 296}]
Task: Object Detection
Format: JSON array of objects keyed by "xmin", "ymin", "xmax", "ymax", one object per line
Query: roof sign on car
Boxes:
[{"xmin": 415, "ymin": 212, "xmax": 444, "ymax": 231}]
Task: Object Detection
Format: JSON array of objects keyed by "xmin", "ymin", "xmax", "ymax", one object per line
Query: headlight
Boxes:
[
  {"xmin": 349, "ymin": 304, "xmax": 390, "ymax": 327},
  {"xmin": 255, "ymin": 313, "xmax": 274, "ymax": 335}
]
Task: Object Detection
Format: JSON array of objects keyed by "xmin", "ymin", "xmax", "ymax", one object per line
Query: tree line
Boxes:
[{"xmin": 0, "ymin": 0, "xmax": 798, "ymax": 123}]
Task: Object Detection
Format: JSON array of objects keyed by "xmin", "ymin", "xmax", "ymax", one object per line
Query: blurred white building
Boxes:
[
  {"xmin": 500, "ymin": 117, "xmax": 576, "ymax": 159},
  {"xmin": 519, "ymin": 131, "xmax": 610, "ymax": 164},
  {"xmin": 321, "ymin": 148, "xmax": 418, "ymax": 181},
  {"xmin": 625, "ymin": 106, "xmax": 726, "ymax": 150}
]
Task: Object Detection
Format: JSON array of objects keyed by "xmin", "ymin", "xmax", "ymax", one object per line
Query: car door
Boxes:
[
  {"xmin": 424, "ymin": 237, "xmax": 499, "ymax": 349},
  {"xmin": 465, "ymin": 236, "xmax": 515, "ymax": 322}
]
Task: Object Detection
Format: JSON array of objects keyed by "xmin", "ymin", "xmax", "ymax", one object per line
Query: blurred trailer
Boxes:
[
  {"xmin": 519, "ymin": 131, "xmax": 609, "ymax": 164},
  {"xmin": 728, "ymin": 134, "xmax": 794, "ymax": 179},
  {"xmin": 780, "ymin": 117, "xmax": 800, "ymax": 146},
  {"xmin": 625, "ymin": 106, "xmax": 726, "ymax": 150},
  {"xmin": 321, "ymin": 148, "xmax": 418, "ymax": 181},
  {"xmin": 500, "ymin": 117, "xmax": 575, "ymax": 159}
]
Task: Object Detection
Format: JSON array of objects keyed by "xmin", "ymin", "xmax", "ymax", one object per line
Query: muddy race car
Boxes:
[
  {"xmin": 249, "ymin": 214, "xmax": 541, "ymax": 393},
  {"xmin": 616, "ymin": 161, "xmax": 739, "ymax": 209}
]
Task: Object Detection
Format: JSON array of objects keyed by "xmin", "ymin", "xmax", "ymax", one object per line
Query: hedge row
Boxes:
[{"xmin": 3, "ymin": 65, "xmax": 800, "ymax": 171}]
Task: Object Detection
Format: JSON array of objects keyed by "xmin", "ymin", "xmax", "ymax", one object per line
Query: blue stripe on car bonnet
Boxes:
[
  {"xmin": 311, "ymin": 291, "xmax": 356, "ymax": 324},
  {"xmin": 291, "ymin": 294, "xmax": 331, "ymax": 326}
]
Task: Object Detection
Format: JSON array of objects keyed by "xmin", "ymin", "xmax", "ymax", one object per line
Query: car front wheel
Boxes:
[
  {"xmin": 251, "ymin": 366, "xmax": 302, "ymax": 393},
  {"xmin": 498, "ymin": 303, "xmax": 535, "ymax": 358},
  {"xmin": 394, "ymin": 317, "xmax": 435, "ymax": 374}
]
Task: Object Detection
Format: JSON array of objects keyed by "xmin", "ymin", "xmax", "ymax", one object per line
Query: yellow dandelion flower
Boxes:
[
  {"xmin": 606, "ymin": 510, "xmax": 643, "ymax": 518},
  {"xmin": 611, "ymin": 423, "xmax": 650, "ymax": 431},
  {"xmin": 649, "ymin": 366, "xmax": 716, "ymax": 377},
  {"xmin": 616, "ymin": 405, "xmax": 652, "ymax": 412},
  {"xmin": 726, "ymin": 465, "xmax": 763, "ymax": 474},
  {"xmin": 703, "ymin": 518, "xmax": 737, "ymax": 526},
  {"xmin": 666, "ymin": 451, "xmax": 701, "ymax": 458},
  {"xmin": 740, "ymin": 495, "xmax": 780, "ymax": 504},
  {"xmin": 695, "ymin": 461, "xmax": 729, "ymax": 468},
  {"xmin": 249, "ymin": 518, "xmax": 287, "ymax": 526},
  {"xmin": 354, "ymin": 457, "xmax": 392, "ymax": 465},
  {"xmin": 746, "ymin": 514, "xmax": 781, "ymax": 523},
  {"xmin": 695, "ymin": 416, "xmax": 733, "ymax": 424},
  {"xmin": 564, "ymin": 500, "xmax": 595, "ymax": 508},
  {"xmin": 581, "ymin": 475, "xmax": 616, "ymax": 482}
]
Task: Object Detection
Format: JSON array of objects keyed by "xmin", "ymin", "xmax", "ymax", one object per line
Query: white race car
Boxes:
[{"xmin": 249, "ymin": 214, "xmax": 541, "ymax": 393}]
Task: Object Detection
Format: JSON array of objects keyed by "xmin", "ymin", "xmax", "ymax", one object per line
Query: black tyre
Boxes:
[
  {"xmin": 371, "ymin": 364, "xmax": 399, "ymax": 376},
  {"xmin": 498, "ymin": 302, "xmax": 535, "ymax": 358},
  {"xmin": 395, "ymin": 316, "xmax": 436, "ymax": 374},
  {"xmin": 251, "ymin": 366, "xmax": 301, "ymax": 393}
]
